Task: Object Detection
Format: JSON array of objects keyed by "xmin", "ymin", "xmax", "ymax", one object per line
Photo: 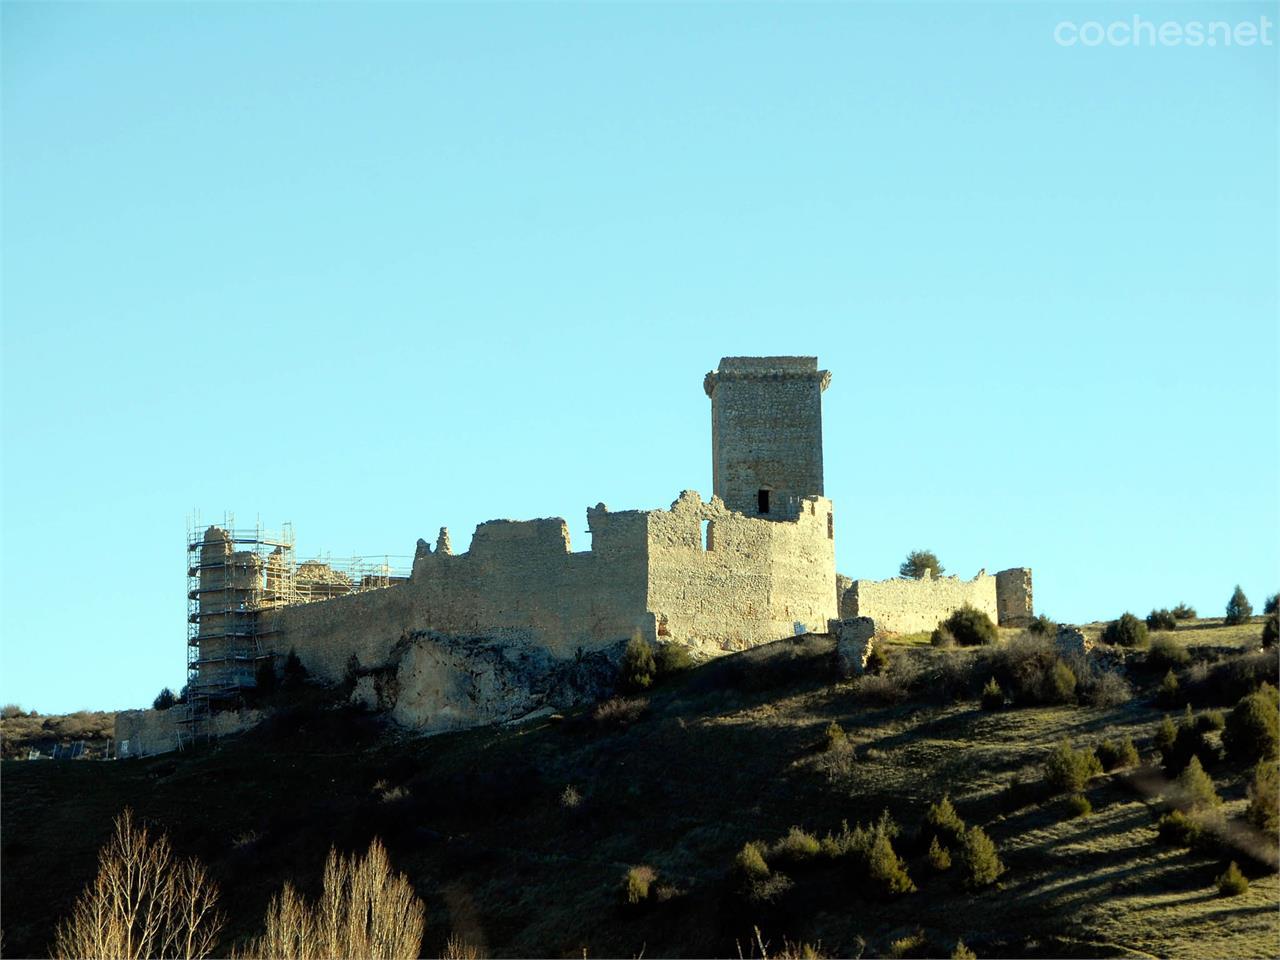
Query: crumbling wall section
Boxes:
[
  {"xmin": 844, "ymin": 571, "xmax": 999, "ymax": 634},
  {"xmin": 262, "ymin": 510, "xmax": 654, "ymax": 685},
  {"xmin": 646, "ymin": 490, "xmax": 838, "ymax": 654}
]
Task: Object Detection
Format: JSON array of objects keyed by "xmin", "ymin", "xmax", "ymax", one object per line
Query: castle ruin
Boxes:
[{"xmin": 116, "ymin": 356, "xmax": 1033, "ymax": 756}]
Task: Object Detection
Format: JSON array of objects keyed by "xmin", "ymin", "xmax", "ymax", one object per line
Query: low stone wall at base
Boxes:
[
  {"xmin": 114, "ymin": 707, "xmax": 263, "ymax": 758},
  {"xmin": 842, "ymin": 571, "xmax": 1000, "ymax": 634}
]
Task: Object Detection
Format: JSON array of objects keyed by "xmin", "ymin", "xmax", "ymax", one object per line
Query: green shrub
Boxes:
[
  {"xmin": 619, "ymin": 637, "xmax": 656, "ymax": 692},
  {"xmin": 1225, "ymin": 586, "xmax": 1253, "ymax": 626},
  {"xmin": 866, "ymin": 833, "xmax": 916, "ymax": 895},
  {"xmin": 623, "ymin": 865, "xmax": 656, "ymax": 904},
  {"xmin": 734, "ymin": 842, "xmax": 770, "ymax": 880},
  {"xmin": 1157, "ymin": 669, "xmax": 1181, "ymax": 708},
  {"xmin": 1196, "ymin": 709, "xmax": 1226, "ymax": 732},
  {"xmin": 925, "ymin": 794, "xmax": 967, "ymax": 845},
  {"xmin": 1096, "ymin": 737, "xmax": 1139, "ymax": 771},
  {"xmin": 1223, "ymin": 683, "xmax": 1280, "ymax": 764},
  {"xmin": 1263, "ymin": 611, "xmax": 1278, "ymax": 649},
  {"xmin": 940, "ymin": 606, "xmax": 998, "ymax": 647},
  {"xmin": 1246, "ymin": 761, "xmax": 1279, "ymax": 836},
  {"xmin": 1047, "ymin": 660, "xmax": 1077, "ymax": 704},
  {"xmin": 1173, "ymin": 755, "xmax": 1221, "ymax": 810},
  {"xmin": 770, "ymin": 826, "xmax": 821, "ymax": 863},
  {"xmin": 951, "ymin": 942, "xmax": 976, "ymax": 960},
  {"xmin": 980, "ymin": 677, "xmax": 1004, "ymax": 711},
  {"xmin": 823, "ymin": 720, "xmax": 850, "ymax": 753},
  {"xmin": 1066, "ymin": 793, "xmax": 1092, "ymax": 818},
  {"xmin": 886, "ymin": 931, "xmax": 926, "ymax": 959},
  {"xmin": 1148, "ymin": 634, "xmax": 1189, "ymax": 669},
  {"xmin": 900, "ymin": 550, "xmax": 944, "ymax": 579},
  {"xmin": 927, "ymin": 836, "xmax": 952, "ymax": 871},
  {"xmin": 1156, "ymin": 809, "xmax": 1203, "ymax": 846},
  {"xmin": 1266, "ymin": 594, "xmax": 1280, "ymax": 616},
  {"xmin": 1026, "ymin": 614, "xmax": 1057, "ymax": 637},
  {"xmin": 1164, "ymin": 707, "xmax": 1210, "ymax": 775},
  {"xmin": 1217, "ymin": 861, "xmax": 1248, "ymax": 896},
  {"xmin": 744, "ymin": 871, "xmax": 794, "ymax": 905},
  {"xmin": 1155, "ymin": 714, "xmax": 1178, "ymax": 757},
  {"xmin": 865, "ymin": 643, "xmax": 891, "ymax": 676},
  {"xmin": 1172, "ymin": 603, "xmax": 1197, "ymax": 620},
  {"xmin": 152, "ymin": 688, "xmax": 177, "ymax": 711},
  {"xmin": 1147, "ymin": 608, "xmax": 1177, "ymax": 631},
  {"xmin": 1044, "ymin": 739, "xmax": 1102, "ymax": 793},
  {"xmin": 1101, "ymin": 613, "xmax": 1149, "ymax": 649},
  {"xmin": 958, "ymin": 826, "xmax": 1004, "ymax": 887},
  {"xmin": 653, "ymin": 642, "xmax": 693, "ymax": 676},
  {"xmin": 930, "ymin": 625, "xmax": 956, "ymax": 648}
]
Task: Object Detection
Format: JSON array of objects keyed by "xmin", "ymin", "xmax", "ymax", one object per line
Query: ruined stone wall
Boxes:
[
  {"xmin": 647, "ymin": 490, "xmax": 837, "ymax": 654},
  {"xmin": 995, "ymin": 567, "xmax": 1034, "ymax": 626},
  {"xmin": 705, "ymin": 357, "xmax": 831, "ymax": 516},
  {"xmin": 843, "ymin": 572, "xmax": 999, "ymax": 634},
  {"xmin": 262, "ymin": 490, "xmax": 837, "ymax": 687},
  {"xmin": 114, "ymin": 707, "xmax": 262, "ymax": 758},
  {"xmin": 262, "ymin": 508, "xmax": 654, "ymax": 683}
]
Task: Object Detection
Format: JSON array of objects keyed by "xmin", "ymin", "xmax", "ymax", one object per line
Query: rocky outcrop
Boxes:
[{"xmin": 351, "ymin": 631, "xmax": 620, "ymax": 734}]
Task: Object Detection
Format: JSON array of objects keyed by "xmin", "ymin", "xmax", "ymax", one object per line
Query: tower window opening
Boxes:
[
  {"xmin": 701, "ymin": 519, "xmax": 714, "ymax": 551},
  {"xmin": 827, "ymin": 512, "xmax": 834, "ymax": 539},
  {"xmin": 758, "ymin": 489, "xmax": 771, "ymax": 514}
]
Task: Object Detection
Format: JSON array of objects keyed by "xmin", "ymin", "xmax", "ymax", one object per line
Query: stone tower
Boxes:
[{"xmin": 703, "ymin": 356, "xmax": 831, "ymax": 516}]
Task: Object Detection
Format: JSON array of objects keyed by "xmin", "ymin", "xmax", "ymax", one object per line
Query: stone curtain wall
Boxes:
[
  {"xmin": 647, "ymin": 490, "xmax": 838, "ymax": 654},
  {"xmin": 843, "ymin": 572, "xmax": 1000, "ymax": 634},
  {"xmin": 995, "ymin": 568, "xmax": 1034, "ymax": 626},
  {"xmin": 705, "ymin": 357, "xmax": 831, "ymax": 516},
  {"xmin": 262, "ymin": 490, "xmax": 838, "ymax": 687}
]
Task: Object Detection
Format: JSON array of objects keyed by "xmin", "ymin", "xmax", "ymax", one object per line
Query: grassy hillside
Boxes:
[{"xmin": 2, "ymin": 619, "xmax": 1277, "ymax": 958}]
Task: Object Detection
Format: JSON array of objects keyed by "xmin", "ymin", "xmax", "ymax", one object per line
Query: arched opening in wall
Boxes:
[
  {"xmin": 757, "ymin": 489, "xmax": 771, "ymax": 514},
  {"xmin": 827, "ymin": 512, "xmax": 834, "ymax": 539},
  {"xmin": 701, "ymin": 519, "xmax": 714, "ymax": 551}
]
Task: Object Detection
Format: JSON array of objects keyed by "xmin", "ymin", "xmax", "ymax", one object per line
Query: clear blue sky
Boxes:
[{"xmin": 2, "ymin": 1, "xmax": 1276, "ymax": 714}]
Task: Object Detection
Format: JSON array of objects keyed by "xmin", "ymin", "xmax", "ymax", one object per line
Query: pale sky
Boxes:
[{"xmin": 2, "ymin": 1, "xmax": 1276, "ymax": 713}]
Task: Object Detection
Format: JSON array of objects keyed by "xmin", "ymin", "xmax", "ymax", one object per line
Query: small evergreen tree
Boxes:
[
  {"xmin": 1223, "ymin": 683, "xmax": 1280, "ymax": 764},
  {"xmin": 1155, "ymin": 714, "xmax": 1177, "ymax": 757},
  {"xmin": 734, "ymin": 842, "xmax": 770, "ymax": 880},
  {"xmin": 865, "ymin": 643, "xmax": 891, "ymax": 676},
  {"xmin": 654, "ymin": 642, "xmax": 693, "ymax": 676},
  {"xmin": 152, "ymin": 687, "xmax": 176, "ymax": 711},
  {"xmin": 980, "ymin": 677, "xmax": 1004, "ymax": 711},
  {"xmin": 925, "ymin": 794, "xmax": 967, "ymax": 845},
  {"xmin": 1262, "ymin": 610, "xmax": 1278, "ymax": 649},
  {"xmin": 1157, "ymin": 669, "xmax": 1181, "ymax": 707},
  {"xmin": 927, "ymin": 836, "xmax": 952, "ymax": 871},
  {"xmin": 866, "ymin": 833, "xmax": 916, "ymax": 895},
  {"xmin": 951, "ymin": 942, "xmax": 977, "ymax": 960},
  {"xmin": 1171, "ymin": 602, "xmax": 1197, "ymax": 620},
  {"xmin": 1101, "ymin": 613, "xmax": 1149, "ymax": 648},
  {"xmin": 1146, "ymin": 609, "xmax": 1177, "ymax": 631},
  {"xmin": 1066, "ymin": 794, "xmax": 1092, "ymax": 818},
  {"xmin": 1044, "ymin": 739, "xmax": 1102, "ymax": 793},
  {"xmin": 899, "ymin": 550, "xmax": 944, "ymax": 579},
  {"xmin": 1216, "ymin": 861, "xmax": 1248, "ymax": 896},
  {"xmin": 1047, "ymin": 660, "xmax": 1077, "ymax": 704},
  {"xmin": 1174, "ymin": 755, "xmax": 1221, "ymax": 810},
  {"xmin": 1096, "ymin": 736, "xmax": 1139, "ymax": 771},
  {"xmin": 1225, "ymin": 585, "xmax": 1253, "ymax": 626},
  {"xmin": 958, "ymin": 826, "xmax": 1004, "ymax": 887},
  {"xmin": 1264, "ymin": 594, "xmax": 1279, "ymax": 616},
  {"xmin": 619, "ymin": 637, "xmax": 656, "ymax": 692},
  {"xmin": 1247, "ymin": 760, "xmax": 1279, "ymax": 836},
  {"xmin": 939, "ymin": 606, "xmax": 998, "ymax": 647},
  {"xmin": 823, "ymin": 720, "xmax": 850, "ymax": 753}
]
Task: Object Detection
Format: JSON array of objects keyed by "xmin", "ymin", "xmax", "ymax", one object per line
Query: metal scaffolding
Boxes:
[{"xmin": 178, "ymin": 511, "xmax": 409, "ymax": 746}]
